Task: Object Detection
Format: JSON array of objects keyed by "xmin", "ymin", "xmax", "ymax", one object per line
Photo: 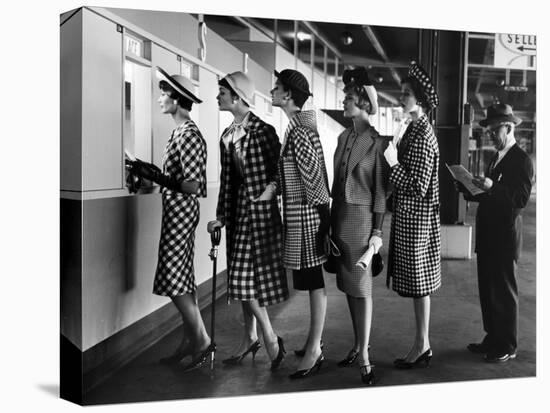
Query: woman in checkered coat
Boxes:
[
  {"xmin": 330, "ymin": 67, "xmax": 389, "ymax": 385},
  {"xmin": 271, "ymin": 69, "xmax": 331, "ymax": 379},
  {"xmin": 383, "ymin": 62, "xmax": 441, "ymax": 369},
  {"xmin": 207, "ymin": 72, "xmax": 288, "ymax": 371},
  {"xmin": 126, "ymin": 67, "xmax": 214, "ymax": 372}
]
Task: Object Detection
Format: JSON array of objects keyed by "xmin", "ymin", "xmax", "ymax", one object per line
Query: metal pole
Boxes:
[{"xmin": 208, "ymin": 227, "xmax": 221, "ymax": 369}]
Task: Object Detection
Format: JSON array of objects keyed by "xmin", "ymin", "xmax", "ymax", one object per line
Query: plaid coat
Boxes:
[
  {"xmin": 387, "ymin": 114, "xmax": 441, "ymax": 297},
  {"xmin": 216, "ymin": 112, "xmax": 288, "ymax": 306},
  {"xmin": 277, "ymin": 110, "xmax": 330, "ymax": 270}
]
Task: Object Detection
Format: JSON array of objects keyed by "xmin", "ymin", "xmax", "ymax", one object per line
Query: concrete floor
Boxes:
[{"xmin": 84, "ymin": 200, "xmax": 536, "ymax": 405}]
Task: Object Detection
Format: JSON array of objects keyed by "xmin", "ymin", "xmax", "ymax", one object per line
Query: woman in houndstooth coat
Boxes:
[
  {"xmin": 271, "ymin": 69, "xmax": 331, "ymax": 378},
  {"xmin": 384, "ymin": 62, "xmax": 441, "ymax": 369},
  {"xmin": 208, "ymin": 72, "xmax": 288, "ymax": 371},
  {"xmin": 126, "ymin": 67, "xmax": 214, "ymax": 372}
]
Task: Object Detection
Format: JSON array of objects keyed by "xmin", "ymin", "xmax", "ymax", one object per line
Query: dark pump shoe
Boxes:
[
  {"xmin": 222, "ymin": 340, "xmax": 262, "ymax": 365},
  {"xmin": 337, "ymin": 349, "xmax": 359, "ymax": 367},
  {"xmin": 360, "ymin": 364, "xmax": 375, "ymax": 386},
  {"xmin": 394, "ymin": 349, "xmax": 432, "ymax": 369},
  {"xmin": 270, "ymin": 336, "xmax": 286, "ymax": 371},
  {"xmin": 484, "ymin": 351, "xmax": 517, "ymax": 363},
  {"xmin": 294, "ymin": 340, "xmax": 324, "ymax": 357},
  {"xmin": 289, "ymin": 354, "xmax": 325, "ymax": 379},
  {"xmin": 181, "ymin": 342, "xmax": 216, "ymax": 373},
  {"xmin": 467, "ymin": 342, "xmax": 490, "ymax": 354}
]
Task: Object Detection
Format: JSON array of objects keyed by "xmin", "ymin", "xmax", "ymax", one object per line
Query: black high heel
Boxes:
[
  {"xmin": 337, "ymin": 349, "xmax": 359, "ymax": 367},
  {"xmin": 360, "ymin": 364, "xmax": 375, "ymax": 386},
  {"xmin": 270, "ymin": 336, "xmax": 286, "ymax": 371},
  {"xmin": 394, "ymin": 349, "xmax": 432, "ymax": 369},
  {"xmin": 289, "ymin": 353, "xmax": 325, "ymax": 379},
  {"xmin": 181, "ymin": 342, "xmax": 217, "ymax": 373},
  {"xmin": 222, "ymin": 340, "xmax": 262, "ymax": 365},
  {"xmin": 294, "ymin": 339, "xmax": 324, "ymax": 357}
]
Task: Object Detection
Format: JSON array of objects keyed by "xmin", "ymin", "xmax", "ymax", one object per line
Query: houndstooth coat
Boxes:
[
  {"xmin": 216, "ymin": 112, "xmax": 289, "ymax": 307},
  {"xmin": 387, "ymin": 114, "xmax": 441, "ymax": 297},
  {"xmin": 154, "ymin": 120, "xmax": 207, "ymax": 297},
  {"xmin": 277, "ymin": 110, "xmax": 330, "ymax": 270}
]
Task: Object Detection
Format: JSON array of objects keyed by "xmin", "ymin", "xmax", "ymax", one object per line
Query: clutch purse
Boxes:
[{"xmin": 323, "ymin": 237, "xmax": 341, "ymax": 274}]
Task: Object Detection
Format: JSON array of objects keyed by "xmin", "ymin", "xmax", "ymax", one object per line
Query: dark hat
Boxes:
[
  {"xmin": 155, "ymin": 66, "xmax": 202, "ymax": 104},
  {"xmin": 274, "ymin": 69, "xmax": 312, "ymax": 96},
  {"xmin": 479, "ymin": 103, "xmax": 522, "ymax": 127},
  {"xmin": 408, "ymin": 61, "xmax": 439, "ymax": 110},
  {"xmin": 342, "ymin": 67, "xmax": 379, "ymax": 115}
]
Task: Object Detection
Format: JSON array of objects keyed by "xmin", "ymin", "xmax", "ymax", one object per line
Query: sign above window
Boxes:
[{"xmin": 494, "ymin": 33, "xmax": 536, "ymax": 70}]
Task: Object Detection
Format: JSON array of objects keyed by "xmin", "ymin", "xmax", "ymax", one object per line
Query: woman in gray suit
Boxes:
[{"xmin": 330, "ymin": 67, "xmax": 388, "ymax": 385}]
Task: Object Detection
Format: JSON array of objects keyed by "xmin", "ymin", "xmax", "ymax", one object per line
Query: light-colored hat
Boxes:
[
  {"xmin": 479, "ymin": 103, "xmax": 522, "ymax": 127},
  {"xmin": 342, "ymin": 67, "xmax": 379, "ymax": 115},
  {"xmin": 155, "ymin": 66, "xmax": 202, "ymax": 104},
  {"xmin": 222, "ymin": 71, "xmax": 255, "ymax": 106}
]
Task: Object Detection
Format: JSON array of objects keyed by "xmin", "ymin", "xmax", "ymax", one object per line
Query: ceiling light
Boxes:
[
  {"xmin": 341, "ymin": 31, "xmax": 353, "ymax": 46},
  {"xmin": 296, "ymin": 32, "xmax": 311, "ymax": 42}
]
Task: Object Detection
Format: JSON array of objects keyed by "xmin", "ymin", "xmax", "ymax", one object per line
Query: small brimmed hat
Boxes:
[
  {"xmin": 479, "ymin": 103, "xmax": 522, "ymax": 127},
  {"xmin": 342, "ymin": 67, "xmax": 379, "ymax": 115},
  {"xmin": 408, "ymin": 61, "xmax": 439, "ymax": 110},
  {"xmin": 274, "ymin": 69, "xmax": 312, "ymax": 96},
  {"xmin": 221, "ymin": 71, "xmax": 255, "ymax": 106},
  {"xmin": 155, "ymin": 66, "xmax": 202, "ymax": 104}
]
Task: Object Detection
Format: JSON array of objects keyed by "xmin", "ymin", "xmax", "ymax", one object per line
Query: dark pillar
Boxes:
[{"xmin": 418, "ymin": 29, "xmax": 469, "ymax": 224}]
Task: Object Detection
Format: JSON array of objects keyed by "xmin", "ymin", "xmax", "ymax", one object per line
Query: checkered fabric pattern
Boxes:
[
  {"xmin": 153, "ymin": 120, "xmax": 207, "ymax": 297},
  {"xmin": 216, "ymin": 112, "xmax": 288, "ymax": 307},
  {"xmin": 278, "ymin": 110, "xmax": 330, "ymax": 270},
  {"xmin": 387, "ymin": 114, "xmax": 441, "ymax": 297},
  {"xmin": 408, "ymin": 61, "xmax": 439, "ymax": 110}
]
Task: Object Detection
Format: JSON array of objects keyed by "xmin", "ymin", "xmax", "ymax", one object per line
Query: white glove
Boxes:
[
  {"xmin": 368, "ymin": 235, "xmax": 383, "ymax": 253},
  {"xmin": 384, "ymin": 141, "xmax": 399, "ymax": 167}
]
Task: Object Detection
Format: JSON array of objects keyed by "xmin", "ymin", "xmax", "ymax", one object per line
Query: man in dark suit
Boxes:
[{"xmin": 456, "ymin": 103, "xmax": 533, "ymax": 363}]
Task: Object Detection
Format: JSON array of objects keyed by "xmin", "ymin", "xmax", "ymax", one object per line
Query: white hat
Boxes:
[
  {"xmin": 155, "ymin": 66, "xmax": 202, "ymax": 104},
  {"xmin": 222, "ymin": 71, "xmax": 255, "ymax": 106}
]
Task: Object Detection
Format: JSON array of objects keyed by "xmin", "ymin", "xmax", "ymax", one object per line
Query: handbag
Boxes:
[
  {"xmin": 371, "ymin": 250, "xmax": 384, "ymax": 277},
  {"xmin": 322, "ymin": 237, "xmax": 341, "ymax": 274}
]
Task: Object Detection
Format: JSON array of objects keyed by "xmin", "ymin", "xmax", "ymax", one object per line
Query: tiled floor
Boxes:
[{"xmin": 84, "ymin": 200, "xmax": 536, "ymax": 405}]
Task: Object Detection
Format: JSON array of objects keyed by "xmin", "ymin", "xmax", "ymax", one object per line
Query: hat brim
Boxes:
[
  {"xmin": 479, "ymin": 114, "xmax": 522, "ymax": 127},
  {"xmin": 156, "ymin": 67, "xmax": 202, "ymax": 104},
  {"xmin": 223, "ymin": 75, "xmax": 252, "ymax": 107}
]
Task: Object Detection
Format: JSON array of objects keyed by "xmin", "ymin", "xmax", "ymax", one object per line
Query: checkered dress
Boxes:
[
  {"xmin": 153, "ymin": 120, "xmax": 207, "ymax": 297},
  {"xmin": 277, "ymin": 110, "xmax": 330, "ymax": 270},
  {"xmin": 216, "ymin": 112, "xmax": 289, "ymax": 307},
  {"xmin": 387, "ymin": 114, "xmax": 441, "ymax": 297}
]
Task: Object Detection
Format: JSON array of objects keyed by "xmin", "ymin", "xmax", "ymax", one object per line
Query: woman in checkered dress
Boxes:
[
  {"xmin": 126, "ymin": 68, "xmax": 214, "ymax": 372},
  {"xmin": 271, "ymin": 69, "xmax": 331, "ymax": 378},
  {"xmin": 208, "ymin": 72, "xmax": 288, "ymax": 370},
  {"xmin": 330, "ymin": 68, "xmax": 389, "ymax": 385},
  {"xmin": 383, "ymin": 62, "xmax": 441, "ymax": 369}
]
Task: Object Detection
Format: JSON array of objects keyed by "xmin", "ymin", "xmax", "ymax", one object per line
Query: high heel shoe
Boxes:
[
  {"xmin": 270, "ymin": 336, "xmax": 286, "ymax": 371},
  {"xmin": 181, "ymin": 342, "xmax": 217, "ymax": 373},
  {"xmin": 222, "ymin": 340, "xmax": 262, "ymax": 365},
  {"xmin": 289, "ymin": 353, "xmax": 325, "ymax": 379},
  {"xmin": 394, "ymin": 349, "xmax": 432, "ymax": 369},
  {"xmin": 360, "ymin": 364, "xmax": 375, "ymax": 386},
  {"xmin": 294, "ymin": 339, "xmax": 324, "ymax": 357},
  {"xmin": 337, "ymin": 349, "xmax": 359, "ymax": 367}
]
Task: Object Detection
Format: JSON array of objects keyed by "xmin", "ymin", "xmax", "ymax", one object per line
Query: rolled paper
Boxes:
[{"xmin": 356, "ymin": 245, "xmax": 375, "ymax": 270}]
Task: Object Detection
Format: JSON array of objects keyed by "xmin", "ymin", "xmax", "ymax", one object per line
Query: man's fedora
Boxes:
[{"xmin": 479, "ymin": 103, "xmax": 522, "ymax": 127}]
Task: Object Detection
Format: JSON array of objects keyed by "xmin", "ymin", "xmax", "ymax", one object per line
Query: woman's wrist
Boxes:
[{"xmin": 371, "ymin": 229, "xmax": 383, "ymax": 238}]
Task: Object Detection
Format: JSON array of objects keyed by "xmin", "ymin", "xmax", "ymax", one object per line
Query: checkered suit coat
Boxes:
[
  {"xmin": 387, "ymin": 114, "xmax": 441, "ymax": 297},
  {"xmin": 216, "ymin": 112, "xmax": 288, "ymax": 306},
  {"xmin": 277, "ymin": 110, "xmax": 330, "ymax": 270}
]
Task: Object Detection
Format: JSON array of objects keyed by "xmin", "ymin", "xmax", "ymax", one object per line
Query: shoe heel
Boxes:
[
  {"xmin": 252, "ymin": 347, "xmax": 260, "ymax": 361},
  {"xmin": 316, "ymin": 360, "xmax": 324, "ymax": 372}
]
